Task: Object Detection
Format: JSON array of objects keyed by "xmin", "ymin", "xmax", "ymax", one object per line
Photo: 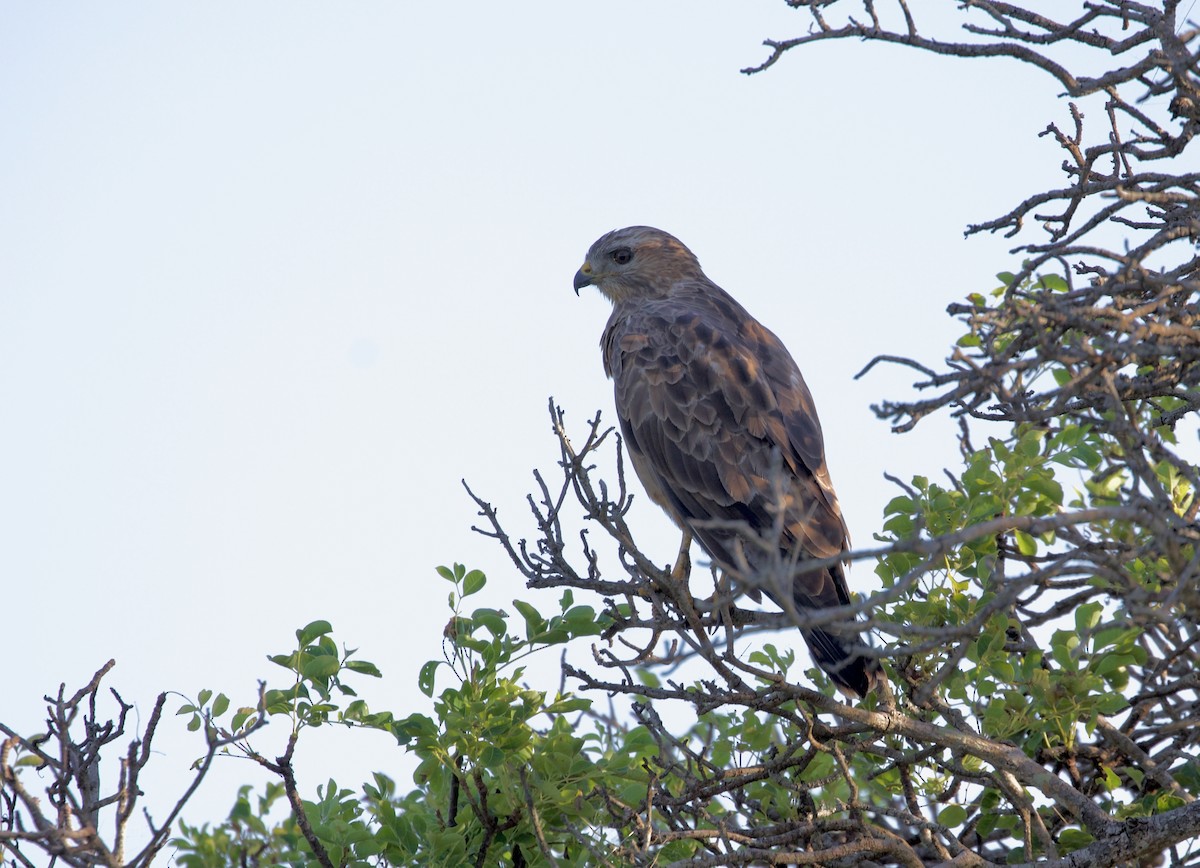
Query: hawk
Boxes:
[{"xmin": 573, "ymin": 226, "xmax": 874, "ymax": 697}]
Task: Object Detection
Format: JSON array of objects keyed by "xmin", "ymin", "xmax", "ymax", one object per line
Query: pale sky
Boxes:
[{"xmin": 2, "ymin": 0, "xmax": 1076, "ymax": 841}]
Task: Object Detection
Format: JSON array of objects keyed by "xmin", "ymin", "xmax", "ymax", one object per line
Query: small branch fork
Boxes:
[
  {"xmin": 746, "ymin": 0, "xmax": 1198, "ymax": 329},
  {"xmin": 0, "ymin": 664, "xmax": 268, "ymax": 868},
  {"xmin": 251, "ymin": 732, "xmax": 336, "ymax": 868}
]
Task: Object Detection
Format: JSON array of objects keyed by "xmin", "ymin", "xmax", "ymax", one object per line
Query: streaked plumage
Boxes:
[{"xmin": 573, "ymin": 226, "xmax": 873, "ymax": 697}]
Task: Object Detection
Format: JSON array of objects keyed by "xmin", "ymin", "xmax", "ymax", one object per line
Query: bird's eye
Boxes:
[{"xmin": 610, "ymin": 247, "xmax": 633, "ymax": 265}]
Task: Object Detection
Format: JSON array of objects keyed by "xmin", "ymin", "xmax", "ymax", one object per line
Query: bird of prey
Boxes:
[{"xmin": 573, "ymin": 226, "xmax": 874, "ymax": 697}]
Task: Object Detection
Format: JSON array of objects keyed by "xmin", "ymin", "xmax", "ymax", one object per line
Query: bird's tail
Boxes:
[{"xmin": 802, "ymin": 627, "xmax": 877, "ymax": 699}]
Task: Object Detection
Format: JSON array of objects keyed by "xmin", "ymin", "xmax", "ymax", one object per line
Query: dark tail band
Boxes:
[{"xmin": 802, "ymin": 627, "xmax": 876, "ymax": 698}]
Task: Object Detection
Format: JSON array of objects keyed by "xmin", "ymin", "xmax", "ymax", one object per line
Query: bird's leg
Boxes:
[
  {"xmin": 670, "ymin": 530, "xmax": 693, "ymax": 582},
  {"xmin": 713, "ymin": 570, "xmax": 737, "ymax": 635},
  {"xmin": 637, "ymin": 531, "xmax": 692, "ymax": 601}
]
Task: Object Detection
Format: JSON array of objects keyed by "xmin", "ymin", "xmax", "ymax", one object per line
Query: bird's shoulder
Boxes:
[
  {"xmin": 601, "ymin": 281, "xmax": 832, "ymax": 481},
  {"xmin": 601, "ymin": 282, "xmax": 765, "ymax": 375}
]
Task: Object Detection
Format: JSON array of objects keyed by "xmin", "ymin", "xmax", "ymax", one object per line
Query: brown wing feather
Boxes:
[
  {"xmin": 604, "ymin": 281, "xmax": 850, "ymax": 614},
  {"xmin": 740, "ymin": 317, "xmax": 851, "ymax": 560}
]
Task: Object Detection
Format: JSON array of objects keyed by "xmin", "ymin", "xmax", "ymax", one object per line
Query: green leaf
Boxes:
[
  {"xmin": 1051, "ymin": 630, "xmax": 1079, "ymax": 669},
  {"xmin": 1094, "ymin": 693, "xmax": 1128, "ymax": 715},
  {"xmin": 301, "ymin": 655, "xmax": 340, "ymax": 680},
  {"xmin": 1120, "ymin": 768, "xmax": 1145, "ymax": 792},
  {"xmin": 268, "ymin": 653, "xmax": 297, "ymax": 671},
  {"xmin": 1013, "ymin": 529, "xmax": 1038, "ymax": 556},
  {"xmin": 513, "ymin": 599, "xmax": 547, "ymax": 637},
  {"xmin": 263, "ymin": 689, "xmax": 294, "ymax": 715},
  {"xmin": 1156, "ymin": 792, "xmax": 1188, "ymax": 813},
  {"xmin": 1026, "ymin": 473, "xmax": 1064, "ymax": 505},
  {"xmin": 535, "ymin": 627, "xmax": 570, "ymax": 645},
  {"xmin": 344, "ymin": 659, "xmax": 383, "ymax": 677},
  {"xmin": 636, "ymin": 669, "xmax": 661, "ymax": 688},
  {"xmin": 938, "ymin": 804, "xmax": 967, "ymax": 829},
  {"xmin": 418, "ymin": 660, "xmax": 439, "ymax": 697},
  {"xmin": 544, "ymin": 696, "xmax": 590, "ymax": 714},
  {"xmin": 480, "ymin": 743, "xmax": 505, "ymax": 770},
  {"xmin": 564, "ymin": 605, "xmax": 597, "ymax": 625},
  {"xmin": 1058, "ymin": 828, "xmax": 1094, "ymax": 853},
  {"xmin": 471, "ymin": 607, "xmax": 507, "ymax": 638},
  {"xmin": 462, "ymin": 569, "xmax": 486, "ymax": 596},
  {"xmin": 392, "ymin": 712, "xmax": 438, "ymax": 747},
  {"xmin": 1075, "ymin": 602, "xmax": 1103, "ymax": 634},
  {"xmin": 297, "ymin": 620, "xmax": 334, "ymax": 645},
  {"xmin": 1036, "ymin": 273, "xmax": 1069, "ymax": 292},
  {"xmin": 212, "ymin": 693, "xmax": 230, "ymax": 718}
]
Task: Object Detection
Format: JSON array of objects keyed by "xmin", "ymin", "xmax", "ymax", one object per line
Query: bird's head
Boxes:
[{"xmin": 573, "ymin": 226, "xmax": 703, "ymax": 303}]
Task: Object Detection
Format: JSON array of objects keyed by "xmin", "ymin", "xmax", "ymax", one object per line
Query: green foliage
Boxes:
[
  {"xmin": 171, "ymin": 567, "xmax": 637, "ymax": 865},
  {"xmin": 264, "ymin": 620, "xmax": 384, "ymax": 732},
  {"xmin": 174, "ymin": 784, "xmax": 306, "ymax": 867},
  {"xmin": 878, "ymin": 286, "xmax": 1169, "ymax": 714},
  {"xmin": 862, "ymin": 268, "xmax": 1198, "ymax": 852}
]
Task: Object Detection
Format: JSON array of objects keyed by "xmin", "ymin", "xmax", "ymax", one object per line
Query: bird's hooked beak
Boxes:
[{"xmin": 573, "ymin": 261, "xmax": 594, "ymax": 296}]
